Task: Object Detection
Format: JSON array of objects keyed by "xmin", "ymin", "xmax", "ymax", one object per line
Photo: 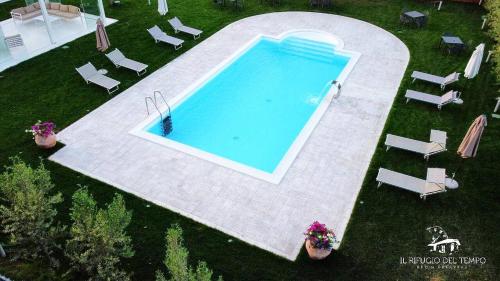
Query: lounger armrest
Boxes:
[
  {"xmin": 376, "ymin": 168, "xmax": 385, "ymax": 182},
  {"xmin": 440, "ymin": 91, "xmax": 457, "ymax": 104},
  {"xmin": 444, "ymin": 72, "xmax": 460, "ymax": 84},
  {"xmin": 11, "ymin": 12, "xmax": 23, "ymax": 17}
]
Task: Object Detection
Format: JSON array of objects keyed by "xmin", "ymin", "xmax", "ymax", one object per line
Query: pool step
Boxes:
[
  {"xmin": 282, "ymin": 37, "xmax": 336, "ymax": 52},
  {"xmin": 280, "ymin": 37, "xmax": 337, "ymax": 63}
]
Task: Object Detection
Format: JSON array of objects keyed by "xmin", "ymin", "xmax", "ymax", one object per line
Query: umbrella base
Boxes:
[{"xmin": 445, "ymin": 178, "xmax": 459, "ymax": 189}]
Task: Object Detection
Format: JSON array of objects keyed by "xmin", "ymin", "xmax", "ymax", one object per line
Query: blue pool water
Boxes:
[{"xmin": 146, "ymin": 36, "xmax": 350, "ymax": 173}]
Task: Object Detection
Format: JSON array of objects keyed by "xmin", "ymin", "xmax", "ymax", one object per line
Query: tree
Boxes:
[
  {"xmin": 485, "ymin": 0, "xmax": 500, "ymax": 82},
  {"xmin": 0, "ymin": 157, "xmax": 64, "ymax": 266},
  {"xmin": 156, "ymin": 225, "xmax": 222, "ymax": 281},
  {"xmin": 65, "ymin": 187, "xmax": 134, "ymax": 281}
]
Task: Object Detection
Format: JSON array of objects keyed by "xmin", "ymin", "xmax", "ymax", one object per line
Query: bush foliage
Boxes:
[
  {"xmin": 156, "ymin": 225, "xmax": 222, "ymax": 281},
  {"xmin": 485, "ymin": 0, "xmax": 500, "ymax": 83},
  {"xmin": 0, "ymin": 157, "xmax": 64, "ymax": 266},
  {"xmin": 65, "ymin": 187, "xmax": 134, "ymax": 281}
]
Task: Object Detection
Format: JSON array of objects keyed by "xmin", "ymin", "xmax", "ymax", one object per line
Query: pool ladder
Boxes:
[
  {"xmin": 331, "ymin": 80, "xmax": 342, "ymax": 99},
  {"xmin": 145, "ymin": 91, "xmax": 172, "ymax": 136}
]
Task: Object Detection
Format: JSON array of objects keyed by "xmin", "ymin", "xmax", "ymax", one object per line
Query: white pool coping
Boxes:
[
  {"xmin": 130, "ymin": 32, "xmax": 360, "ymax": 184},
  {"xmin": 50, "ymin": 12, "xmax": 409, "ymax": 261}
]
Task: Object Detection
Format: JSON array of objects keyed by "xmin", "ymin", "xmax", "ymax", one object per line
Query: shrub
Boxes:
[
  {"xmin": 485, "ymin": 0, "xmax": 500, "ymax": 82},
  {"xmin": 0, "ymin": 157, "xmax": 64, "ymax": 266},
  {"xmin": 65, "ymin": 187, "xmax": 134, "ymax": 281},
  {"xmin": 156, "ymin": 225, "xmax": 222, "ymax": 281}
]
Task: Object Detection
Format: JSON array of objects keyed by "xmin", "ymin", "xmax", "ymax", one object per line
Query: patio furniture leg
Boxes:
[
  {"xmin": 494, "ymin": 97, "xmax": 500, "ymax": 113},
  {"xmin": 108, "ymin": 85, "xmax": 119, "ymax": 95}
]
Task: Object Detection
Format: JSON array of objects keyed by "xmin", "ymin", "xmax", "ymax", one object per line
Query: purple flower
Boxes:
[
  {"xmin": 27, "ymin": 121, "xmax": 56, "ymax": 137},
  {"xmin": 304, "ymin": 221, "xmax": 337, "ymax": 250}
]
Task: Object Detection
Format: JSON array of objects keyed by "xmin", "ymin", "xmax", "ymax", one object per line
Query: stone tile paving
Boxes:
[{"xmin": 50, "ymin": 12, "xmax": 409, "ymax": 260}]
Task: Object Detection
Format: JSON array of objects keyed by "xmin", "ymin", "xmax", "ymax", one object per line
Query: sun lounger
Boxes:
[
  {"xmin": 405, "ymin": 89, "xmax": 461, "ymax": 109},
  {"xmin": 376, "ymin": 168, "xmax": 446, "ymax": 200},
  {"xmin": 411, "ymin": 71, "xmax": 460, "ymax": 90},
  {"xmin": 385, "ymin": 130, "xmax": 447, "ymax": 160},
  {"xmin": 76, "ymin": 62, "xmax": 120, "ymax": 94},
  {"xmin": 168, "ymin": 17, "xmax": 202, "ymax": 39},
  {"xmin": 105, "ymin": 49, "xmax": 148, "ymax": 76},
  {"xmin": 147, "ymin": 25, "xmax": 184, "ymax": 50}
]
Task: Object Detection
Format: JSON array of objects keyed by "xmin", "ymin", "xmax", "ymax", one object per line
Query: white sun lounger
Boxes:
[
  {"xmin": 411, "ymin": 71, "xmax": 460, "ymax": 90},
  {"xmin": 376, "ymin": 168, "xmax": 447, "ymax": 200},
  {"xmin": 106, "ymin": 49, "xmax": 148, "ymax": 76},
  {"xmin": 168, "ymin": 17, "xmax": 202, "ymax": 39},
  {"xmin": 405, "ymin": 89, "xmax": 461, "ymax": 110},
  {"xmin": 147, "ymin": 25, "xmax": 184, "ymax": 50},
  {"xmin": 385, "ymin": 130, "xmax": 447, "ymax": 160},
  {"xmin": 76, "ymin": 62, "xmax": 120, "ymax": 94}
]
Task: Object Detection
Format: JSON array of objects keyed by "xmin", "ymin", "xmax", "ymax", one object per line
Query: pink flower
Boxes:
[
  {"xmin": 304, "ymin": 221, "xmax": 337, "ymax": 250},
  {"xmin": 27, "ymin": 121, "xmax": 56, "ymax": 138}
]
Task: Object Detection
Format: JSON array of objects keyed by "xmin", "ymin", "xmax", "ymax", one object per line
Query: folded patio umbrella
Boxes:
[
  {"xmin": 158, "ymin": 0, "xmax": 168, "ymax": 15},
  {"xmin": 450, "ymin": 114, "xmax": 488, "ymax": 187},
  {"xmin": 457, "ymin": 114, "xmax": 487, "ymax": 158},
  {"xmin": 464, "ymin": 43, "xmax": 485, "ymax": 79},
  {"xmin": 96, "ymin": 19, "xmax": 110, "ymax": 52}
]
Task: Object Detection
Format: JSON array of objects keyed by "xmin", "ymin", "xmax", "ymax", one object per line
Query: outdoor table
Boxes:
[
  {"xmin": 402, "ymin": 11, "xmax": 427, "ymax": 27},
  {"xmin": 441, "ymin": 35, "xmax": 465, "ymax": 54}
]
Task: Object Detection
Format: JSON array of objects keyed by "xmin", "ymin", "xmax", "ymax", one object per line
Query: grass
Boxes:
[{"xmin": 0, "ymin": 0, "xmax": 499, "ymax": 280}]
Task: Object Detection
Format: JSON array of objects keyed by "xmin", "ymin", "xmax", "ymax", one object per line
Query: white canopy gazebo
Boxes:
[
  {"xmin": 28, "ymin": 0, "xmax": 108, "ymax": 43},
  {"xmin": 0, "ymin": 0, "xmax": 116, "ymax": 72}
]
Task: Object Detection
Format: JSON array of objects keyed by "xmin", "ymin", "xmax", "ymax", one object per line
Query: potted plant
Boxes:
[
  {"xmin": 304, "ymin": 221, "xmax": 337, "ymax": 260},
  {"xmin": 26, "ymin": 121, "xmax": 57, "ymax": 149}
]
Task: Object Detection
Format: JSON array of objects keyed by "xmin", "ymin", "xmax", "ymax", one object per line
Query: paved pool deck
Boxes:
[{"xmin": 50, "ymin": 12, "xmax": 409, "ymax": 260}]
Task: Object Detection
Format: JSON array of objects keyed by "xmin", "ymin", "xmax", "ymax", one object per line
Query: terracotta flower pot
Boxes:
[
  {"xmin": 35, "ymin": 133, "xmax": 57, "ymax": 149},
  {"xmin": 305, "ymin": 240, "xmax": 332, "ymax": 260}
]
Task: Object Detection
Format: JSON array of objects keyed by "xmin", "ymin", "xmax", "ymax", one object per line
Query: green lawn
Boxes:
[{"xmin": 0, "ymin": 0, "xmax": 499, "ymax": 280}]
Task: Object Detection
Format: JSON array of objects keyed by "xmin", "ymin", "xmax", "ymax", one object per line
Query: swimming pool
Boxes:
[{"xmin": 134, "ymin": 34, "xmax": 358, "ymax": 183}]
